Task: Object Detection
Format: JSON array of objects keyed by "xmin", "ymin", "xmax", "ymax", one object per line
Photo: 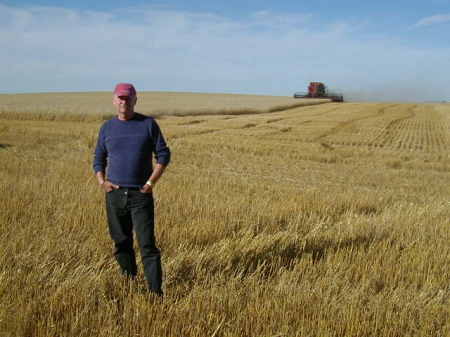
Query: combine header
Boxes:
[{"xmin": 294, "ymin": 82, "xmax": 344, "ymax": 102}]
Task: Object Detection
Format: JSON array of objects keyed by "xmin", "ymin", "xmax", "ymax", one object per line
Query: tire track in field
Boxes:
[
  {"xmin": 266, "ymin": 118, "xmax": 284, "ymax": 124},
  {"xmin": 419, "ymin": 105, "xmax": 450, "ymax": 152},
  {"xmin": 313, "ymin": 104, "xmax": 397, "ymax": 142},
  {"xmin": 371, "ymin": 104, "xmax": 450, "ymax": 152},
  {"xmin": 171, "ymin": 104, "xmax": 342, "ymax": 140},
  {"xmin": 174, "ymin": 104, "xmax": 390, "ymax": 142},
  {"xmin": 169, "ymin": 128, "xmax": 223, "ymax": 140},
  {"xmin": 252, "ymin": 106, "xmax": 344, "ymax": 137},
  {"xmin": 177, "ymin": 119, "xmax": 206, "ymax": 125},
  {"xmin": 170, "ymin": 120, "xmax": 263, "ymax": 140},
  {"xmin": 262, "ymin": 105, "xmax": 344, "ymax": 136},
  {"xmin": 369, "ymin": 105, "xmax": 417, "ymax": 150},
  {"xmin": 280, "ymin": 105, "xmax": 343, "ymax": 122}
]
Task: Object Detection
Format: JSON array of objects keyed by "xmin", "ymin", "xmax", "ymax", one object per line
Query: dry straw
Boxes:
[{"xmin": 0, "ymin": 94, "xmax": 449, "ymax": 337}]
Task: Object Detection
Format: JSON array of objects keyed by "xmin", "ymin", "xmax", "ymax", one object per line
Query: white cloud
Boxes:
[
  {"xmin": 415, "ymin": 13, "xmax": 450, "ymax": 27},
  {"xmin": 1, "ymin": 4, "xmax": 450, "ymax": 101}
]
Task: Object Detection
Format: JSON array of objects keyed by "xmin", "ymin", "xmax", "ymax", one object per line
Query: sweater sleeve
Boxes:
[
  {"xmin": 149, "ymin": 119, "xmax": 171, "ymax": 166},
  {"xmin": 93, "ymin": 123, "xmax": 108, "ymax": 173}
]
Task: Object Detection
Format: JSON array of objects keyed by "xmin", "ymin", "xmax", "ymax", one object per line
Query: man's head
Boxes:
[{"xmin": 113, "ymin": 83, "xmax": 137, "ymax": 120}]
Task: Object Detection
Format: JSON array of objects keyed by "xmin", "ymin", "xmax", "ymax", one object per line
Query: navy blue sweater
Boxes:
[{"xmin": 93, "ymin": 113, "xmax": 171, "ymax": 187}]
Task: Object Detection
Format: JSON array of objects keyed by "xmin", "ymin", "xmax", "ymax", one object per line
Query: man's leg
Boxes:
[
  {"xmin": 129, "ymin": 191, "xmax": 163, "ymax": 295},
  {"xmin": 106, "ymin": 189, "xmax": 137, "ymax": 278}
]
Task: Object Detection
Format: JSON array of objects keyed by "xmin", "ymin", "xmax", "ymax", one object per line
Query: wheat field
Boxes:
[
  {"xmin": 0, "ymin": 94, "xmax": 449, "ymax": 337},
  {"xmin": 0, "ymin": 92, "xmax": 328, "ymax": 121}
]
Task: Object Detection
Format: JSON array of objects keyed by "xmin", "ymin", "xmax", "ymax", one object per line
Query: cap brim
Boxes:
[{"xmin": 115, "ymin": 90, "xmax": 134, "ymax": 96}]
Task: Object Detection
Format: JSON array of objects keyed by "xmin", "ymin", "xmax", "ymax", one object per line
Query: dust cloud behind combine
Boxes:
[{"xmin": 343, "ymin": 83, "xmax": 449, "ymax": 102}]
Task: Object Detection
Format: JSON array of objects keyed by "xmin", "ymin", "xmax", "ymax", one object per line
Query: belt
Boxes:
[{"xmin": 118, "ymin": 186, "xmax": 141, "ymax": 190}]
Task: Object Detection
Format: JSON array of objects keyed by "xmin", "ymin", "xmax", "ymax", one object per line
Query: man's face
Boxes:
[{"xmin": 113, "ymin": 94, "xmax": 137, "ymax": 116}]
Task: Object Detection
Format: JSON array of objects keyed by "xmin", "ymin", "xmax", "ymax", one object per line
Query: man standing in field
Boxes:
[{"xmin": 93, "ymin": 83, "xmax": 170, "ymax": 296}]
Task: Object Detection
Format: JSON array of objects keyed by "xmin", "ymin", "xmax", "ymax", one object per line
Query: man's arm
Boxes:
[
  {"xmin": 93, "ymin": 124, "xmax": 119, "ymax": 192},
  {"xmin": 140, "ymin": 163, "xmax": 166, "ymax": 193},
  {"xmin": 96, "ymin": 171, "xmax": 106, "ymax": 185},
  {"xmin": 140, "ymin": 120, "xmax": 171, "ymax": 193},
  {"xmin": 148, "ymin": 163, "xmax": 167, "ymax": 185},
  {"xmin": 96, "ymin": 171, "xmax": 119, "ymax": 192},
  {"xmin": 150, "ymin": 119, "xmax": 171, "ymax": 166}
]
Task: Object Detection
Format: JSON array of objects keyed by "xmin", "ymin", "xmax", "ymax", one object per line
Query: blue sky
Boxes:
[{"xmin": 1, "ymin": 0, "xmax": 450, "ymax": 100}]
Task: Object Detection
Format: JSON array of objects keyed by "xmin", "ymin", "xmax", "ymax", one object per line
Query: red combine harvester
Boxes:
[{"xmin": 294, "ymin": 82, "xmax": 344, "ymax": 102}]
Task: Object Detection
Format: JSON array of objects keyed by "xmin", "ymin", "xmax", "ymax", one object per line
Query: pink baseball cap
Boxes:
[{"xmin": 114, "ymin": 83, "xmax": 137, "ymax": 97}]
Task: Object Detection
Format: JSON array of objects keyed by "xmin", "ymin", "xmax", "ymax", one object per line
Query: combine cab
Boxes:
[{"xmin": 294, "ymin": 82, "xmax": 344, "ymax": 102}]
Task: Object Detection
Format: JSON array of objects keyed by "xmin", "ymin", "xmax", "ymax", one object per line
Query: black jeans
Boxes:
[{"xmin": 106, "ymin": 187, "xmax": 163, "ymax": 295}]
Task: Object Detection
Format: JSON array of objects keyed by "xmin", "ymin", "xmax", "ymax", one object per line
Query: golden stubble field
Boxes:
[
  {"xmin": 0, "ymin": 93, "xmax": 449, "ymax": 337},
  {"xmin": 0, "ymin": 91, "xmax": 329, "ymax": 120}
]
